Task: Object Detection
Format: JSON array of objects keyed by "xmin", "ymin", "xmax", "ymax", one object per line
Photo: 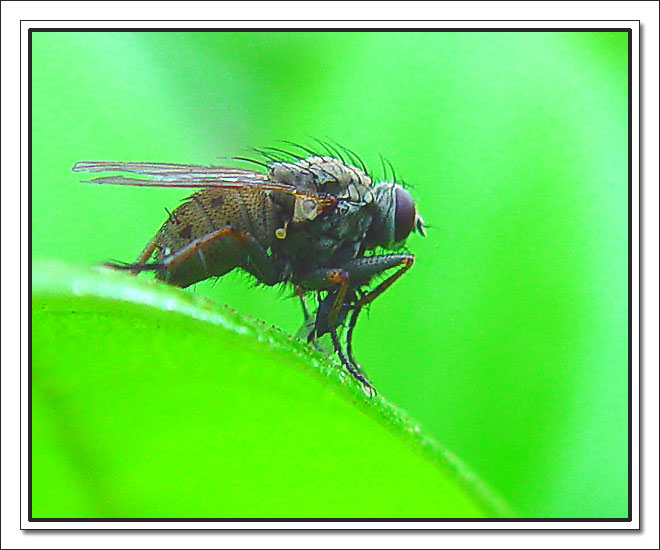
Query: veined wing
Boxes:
[
  {"xmin": 74, "ymin": 161, "xmax": 275, "ymax": 188},
  {"xmin": 73, "ymin": 161, "xmax": 256, "ymax": 175},
  {"xmin": 73, "ymin": 160, "xmax": 338, "ymax": 219}
]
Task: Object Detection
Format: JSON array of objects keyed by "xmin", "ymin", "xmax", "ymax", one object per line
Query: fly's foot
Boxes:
[
  {"xmin": 347, "ymin": 362, "xmax": 377, "ymax": 398},
  {"xmin": 103, "ymin": 260, "xmax": 164, "ymax": 276},
  {"xmin": 330, "ymin": 329, "xmax": 377, "ymax": 397},
  {"xmin": 359, "ymin": 378, "xmax": 377, "ymax": 398}
]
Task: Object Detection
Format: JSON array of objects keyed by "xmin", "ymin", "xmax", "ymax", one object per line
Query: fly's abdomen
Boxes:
[{"xmin": 148, "ymin": 188, "xmax": 280, "ymax": 286}]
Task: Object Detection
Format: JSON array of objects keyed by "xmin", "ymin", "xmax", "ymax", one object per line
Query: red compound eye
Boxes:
[{"xmin": 394, "ymin": 186, "xmax": 416, "ymax": 243}]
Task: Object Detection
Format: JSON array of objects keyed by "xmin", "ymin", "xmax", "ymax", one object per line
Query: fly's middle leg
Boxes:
[
  {"xmin": 299, "ymin": 267, "xmax": 350, "ymax": 331},
  {"xmin": 294, "ymin": 286, "xmax": 326, "ymax": 351},
  {"xmin": 299, "ymin": 267, "xmax": 374, "ymax": 393}
]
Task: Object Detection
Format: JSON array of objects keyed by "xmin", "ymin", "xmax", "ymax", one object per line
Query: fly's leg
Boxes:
[
  {"xmin": 299, "ymin": 267, "xmax": 369, "ymax": 390},
  {"xmin": 300, "ymin": 267, "xmax": 351, "ymax": 333},
  {"xmin": 330, "ymin": 329, "xmax": 375, "ymax": 397},
  {"xmin": 353, "ymin": 255, "xmax": 414, "ymax": 304},
  {"xmin": 294, "ymin": 286, "xmax": 317, "ymax": 348},
  {"xmin": 296, "ymin": 286, "xmax": 312, "ymax": 322},
  {"xmin": 136, "ymin": 236, "xmax": 159, "ymax": 265},
  {"xmin": 338, "ymin": 254, "xmax": 415, "ymax": 387},
  {"xmin": 164, "ymin": 227, "xmax": 282, "ymax": 286},
  {"xmin": 299, "ymin": 254, "xmax": 414, "ymax": 393},
  {"xmin": 299, "ymin": 268, "xmax": 376, "ymax": 392},
  {"xmin": 338, "ymin": 254, "xmax": 414, "ymax": 299},
  {"xmin": 294, "ymin": 286, "xmax": 328, "ymax": 352},
  {"xmin": 105, "ymin": 227, "xmax": 282, "ymax": 288},
  {"xmin": 345, "ymin": 291, "xmax": 365, "ymax": 371},
  {"xmin": 103, "ymin": 236, "xmax": 158, "ymax": 274}
]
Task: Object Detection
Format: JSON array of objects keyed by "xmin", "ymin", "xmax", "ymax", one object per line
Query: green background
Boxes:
[
  {"xmin": 31, "ymin": 30, "xmax": 629, "ymax": 518},
  {"xmin": 33, "ymin": 261, "xmax": 509, "ymax": 519}
]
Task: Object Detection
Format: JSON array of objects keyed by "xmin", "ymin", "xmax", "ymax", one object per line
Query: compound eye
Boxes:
[{"xmin": 394, "ymin": 186, "xmax": 416, "ymax": 243}]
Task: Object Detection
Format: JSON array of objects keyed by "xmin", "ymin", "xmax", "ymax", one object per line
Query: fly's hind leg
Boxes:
[
  {"xmin": 103, "ymin": 235, "xmax": 158, "ymax": 274},
  {"xmin": 105, "ymin": 227, "xmax": 283, "ymax": 288},
  {"xmin": 136, "ymin": 236, "xmax": 159, "ymax": 265}
]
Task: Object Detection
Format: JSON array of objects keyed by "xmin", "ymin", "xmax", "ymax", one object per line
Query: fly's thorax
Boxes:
[
  {"xmin": 328, "ymin": 195, "xmax": 375, "ymax": 242},
  {"xmin": 275, "ymin": 190, "xmax": 377, "ymax": 273},
  {"xmin": 268, "ymin": 155, "xmax": 376, "ymax": 240},
  {"xmin": 365, "ymin": 182, "xmax": 423, "ymax": 250},
  {"xmin": 269, "ymin": 156, "xmax": 372, "ymax": 195}
]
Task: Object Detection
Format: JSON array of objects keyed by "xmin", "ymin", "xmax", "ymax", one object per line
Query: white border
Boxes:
[
  {"xmin": 15, "ymin": 17, "xmax": 639, "ymax": 530},
  {"xmin": 3, "ymin": 3, "xmax": 654, "ymax": 545}
]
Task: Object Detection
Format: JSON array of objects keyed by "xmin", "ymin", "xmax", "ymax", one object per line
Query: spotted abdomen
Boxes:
[{"xmin": 141, "ymin": 188, "xmax": 280, "ymax": 284}]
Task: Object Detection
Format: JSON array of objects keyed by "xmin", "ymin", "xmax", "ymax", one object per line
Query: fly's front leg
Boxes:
[
  {"xmin": 345, "ymin": 289, "xmax": 366, "ymax": 371},
  {"xmin": 339, "ymin": 254, "xmax": 414, "ymax": 293},
  {"xmin": 330, "ymin": 330, "xmax": 374, "ymax": 395},
  {"xmin": 339, "ymin": 253, "xmax": 414, "ymax": 380},
  {"xmin": 298, "ymin": 254, "xmax": 414, "ymax": 394}
]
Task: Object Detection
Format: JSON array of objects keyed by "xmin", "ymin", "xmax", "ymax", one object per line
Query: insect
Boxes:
[{"xmin": 73, "ymin": 143, "xmax": 425, "ymax": 394}]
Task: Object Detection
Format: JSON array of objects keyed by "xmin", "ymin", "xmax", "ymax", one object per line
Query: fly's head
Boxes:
[{"xmin": 366, "ymin": 182, "xmax": 426, "ymax": 250}]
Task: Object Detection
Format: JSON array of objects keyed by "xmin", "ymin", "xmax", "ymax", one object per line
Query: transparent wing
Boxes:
[
  {"xmin": 73, "ymin": 161, "xmax": 256, "ymax": 175},
  {"xmin": 73, "ymin": 161, "xmax": 282, "ymax": 191},
  {"xmin": 73, "ymin": 160, "xmax": 339, "ymax": 219}
]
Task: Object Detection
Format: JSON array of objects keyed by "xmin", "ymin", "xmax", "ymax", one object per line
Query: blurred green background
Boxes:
[{"xmin": 31, "ymin": 30, "xmax": 629, "ymax": 518}]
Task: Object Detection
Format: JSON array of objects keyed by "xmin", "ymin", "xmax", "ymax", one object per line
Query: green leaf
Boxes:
[{"xmin": 31, "ymin": 259, "xmax": 512, "ymax": 519}]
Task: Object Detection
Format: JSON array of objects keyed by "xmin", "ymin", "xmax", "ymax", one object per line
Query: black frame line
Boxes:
[
  {"xmin": 25, "ymin": 27, "xmax": 632, "ymax": 32},
  {"xmin": 23, "ymin": 25, "xmax": 638, "ymax": 526},
  {"xmin": 19, "ymin": 19, "xmax": 644, "ymax": 21}
]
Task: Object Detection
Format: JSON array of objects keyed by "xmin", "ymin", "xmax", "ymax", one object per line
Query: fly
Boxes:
[{"xmin": 73, "ymin": 143, "xmax": 426, "ymax": 394}]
